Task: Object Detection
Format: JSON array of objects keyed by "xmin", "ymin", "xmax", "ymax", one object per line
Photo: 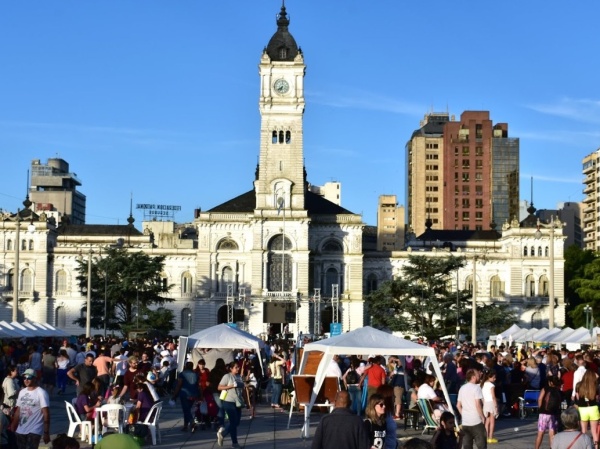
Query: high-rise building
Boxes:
[
  {"xmin": 406, "ymin": 111, "xmax": 519, "ymax": 236},
  {"xmin": 376, "ymin": 195, "xmax": 405, "ymax": 251},
  {"xmin": 29, "ymin": 158, "xmax": 86, "ymax": 224},
  {"xmin": 308, "ymin": 181, "xmax": 342, "ymax": 205},
  {"xmin": 582, "ymin": 149, "xmax": 599, "ymax": 250}
]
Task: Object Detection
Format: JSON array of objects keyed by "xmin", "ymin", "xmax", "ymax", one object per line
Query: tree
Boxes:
[
  {"xmin": 565, "ymin": 245, "xmax": 596, "ymax": 327},
  {"xmin": 366, "ymin": 255, "xmax": 469, "ymax": 339},
  {"xmin": 366, "ymin": 254, "xmax": 518, "ymax": 340},
  {"xmin": 568, "ymin": 249, "xmax": 600, "ymax": 328},
  {"xmin": 75, "ymin": 247, "xmax": 175, "ymax": 336}
]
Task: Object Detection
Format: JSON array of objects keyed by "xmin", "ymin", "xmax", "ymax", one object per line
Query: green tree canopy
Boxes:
[
  {"xmin": 75, "ymin": 247, "xmax": 175, "ymax": 336},
  {"xmin": 366, "ymin": 254, "xmax": 517, "ymax": 340},
  {"xmin": 568, "ymin": 247, "xmax": 600, "ymax": 327}
]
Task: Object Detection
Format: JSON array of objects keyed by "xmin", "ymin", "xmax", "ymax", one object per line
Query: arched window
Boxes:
[
  {"xmin": 285, "ymin": 131, "xmax": 291, "ymax": 144},
  {"xmin": 21, "ymin": 239, "xmax": 26, "ymax": 250},
  {"xmin": 530, "ymin": 246, "xmax": 535, "ymax": 257},
  {"xmin": 490, "ymin": 275, "xmax": 503, "ymax": 299},
  {"xmin": 56, "ymin": 270, "xmax": 67, "ymax": 294},
  {"xmin": 29, "ymin": 240, "xmax": 34, "ymax": 250},
  {"xmin": 365, "ymin": 273, "xmax": 378, "ymax": 294},
  {"xmin": 21, "ymin": 268, "xmax": 33, "ymax": 293},
  {"xmin": 539, "ymin": 275, "xmax": 549, "ymax": 297},
  {"xmin": 465, "ymin": 274, "xmax": 474, "ymax": 293},
  {"xmin": 322, "ymin": 240, "xmax": 343, "ymax": 253},
  {"xmin": 181, "ymin": 308, "xmax": 192, "ymax": 331},
  {"xmin": 7, "ymin": 269, "xmax": 14, "ymax": 290},
  {"xmin": 268, "ymin": 235, "xmax": 292, "ymax": 292},
  {"xmin": 523, "ymin": 246, "xmax": 528, "ymax": 257},
  {"xmin": 531, "ymin": 312, "xmax": 543, "ymax": 328},
  {"xmin": 545, "ymin": 246, "xmax": 549, "ymax": 257},
  {"xmin": 324, "ymin": 268, "xmax": 340, "ymax": 297},
  {"xmin": 159, "ymin": 272, "xmax": 168, "ymax": 290},
  {"xmin": 537, "ymin": 246, "xmax": 542, "ymax": 257},
  {"xmin": 217, "ymin": 239, "xmax": 239, "ymax": 251},
  {"xmin": 55, "ymin": 306, "xmax": 66, "ymax": 328},
  {"xmin": 272, "ymin": 131, "xmax": 278, "ymax": 144},
  {"xmin": 525, "ymin": 274, "xmax": 535, "ymax": 297},
  {"xmin": 279, "ymin": 131, "xmax": 284, "ymax": 144},
  {"xmin": 181, "ymin": 271, "xmax": 193, "ymax": 294},
  {"xmin": 6, "ymin": 239, "xmax": 12, "ymax": 251},
  {"xmin": 221, "ymin": 266, "xmax": 234, "ymax": 293}
]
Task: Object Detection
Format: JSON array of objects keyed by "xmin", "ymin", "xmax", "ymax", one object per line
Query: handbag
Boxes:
[
  {"xmin": 235, "ymin": 395, "xmax": 245, "ymax": 408},
  {"xmin": 220, "ymin": 389, "xmax": 228, "ymax": 401}
]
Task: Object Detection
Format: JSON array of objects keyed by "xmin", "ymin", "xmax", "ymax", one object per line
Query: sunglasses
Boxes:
[
  {"xmin": 376, "ymin": 402, "xmax": 386, "ymax": 407},
  {"xmin": 23, "ymin": 376, "xmax": 34, "ymax": 380}
]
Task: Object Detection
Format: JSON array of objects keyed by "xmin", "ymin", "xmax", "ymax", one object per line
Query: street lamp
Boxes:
[
  {"xmin": 471, "ymin": 253, "xmax": 487, "ymax": 344},
  {"xmin": 584, "ymin": 305, "xmax": 592, "ymax": 332},
  {"xmin": 86, "ymin": 249, "xmax": 92, "ymax": 338},
  {"xmin": 188, "ymin": 313, "xmax": 192, "ymax": 336},
  {"xmin": 535, "ymin": 216, "xmax": 561, "ymax": 329},
  {"xmin": 12, "ymin": 209, "xmax": 21, "ymax": 322}
]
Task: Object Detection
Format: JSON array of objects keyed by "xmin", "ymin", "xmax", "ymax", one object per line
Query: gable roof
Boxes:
[
  {"xmin": 208, "ymin": 189, "xmax": 355, "ymax": 215},
  {"xmin": 57, "ymin": 224, "xmax": 143, "ymax": 236}
]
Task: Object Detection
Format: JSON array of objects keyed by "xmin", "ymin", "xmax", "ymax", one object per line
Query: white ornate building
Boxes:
[{"xmin": 0, "ymin": 5, "xmax": 566, "ymax": 339}]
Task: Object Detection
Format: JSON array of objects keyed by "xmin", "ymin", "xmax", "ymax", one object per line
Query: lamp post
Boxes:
[
  {"xmin": 12, "ymin": 210, "xmax": 21, "ymax": 322},
  {"xmin": 471, "ymin": 253, "xmax": 487, "ymax": 344},
  {"xmin": 535, "ymin": 216, "xmax": 560, "ymax": 329},
  {"xmin": 188, "ymin": 313, "xmax": 192, "ymax": 336},
  {"xmin": 584, "ymin": 305, "xmax": 592, "ymax": 332},
  {"xmin": 103, "ymin": 270, "xmax": 108, "ymax": 339},
  {"xmin": 276, "ymin": 188, "xmax": 286, "ymax": 294},
  {"xmin": 86, "ymin": 249, "xmax": 92, "ymax": 338},
  {"xmin": 456, "ymin": 268, "xmax": 460, "ymax": 344}
]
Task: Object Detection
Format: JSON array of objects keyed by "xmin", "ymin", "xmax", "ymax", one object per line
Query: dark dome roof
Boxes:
[{"xmin": 265, "ymin": 5, "xmax": 300, "ymax": 62}]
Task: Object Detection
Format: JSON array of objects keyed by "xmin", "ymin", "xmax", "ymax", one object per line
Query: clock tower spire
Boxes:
[{"xmin": 255, "ymin": 4, "xmax": 306, "ymax": 216}]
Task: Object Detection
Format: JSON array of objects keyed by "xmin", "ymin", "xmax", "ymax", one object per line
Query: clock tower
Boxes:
[{"xmin": 255, "ymin": 4, "xmax": 306, "ymax": 216}]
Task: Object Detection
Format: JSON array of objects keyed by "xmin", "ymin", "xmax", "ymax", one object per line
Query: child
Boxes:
[
  {"xmin": 431, "ymin": 411, "xmax": 462, "ymax": 449},
  {"xmin": 534, "ymin": 375, "xmax": 562, "ymax": 449},
  {"xmin": 481, "ymin": 369, "xmax": 498, "ymax": 444}
]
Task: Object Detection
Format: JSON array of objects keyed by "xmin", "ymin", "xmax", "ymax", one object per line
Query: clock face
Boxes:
[{"xmin": 274, "ymin": 78, "xmax": 289, "ymax": 94}]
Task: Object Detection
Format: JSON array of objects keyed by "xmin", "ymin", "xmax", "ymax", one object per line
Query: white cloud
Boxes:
[
  {"xmin": 308, "ymin": 87, "xmax": 424, "ymax": 116},
  {"xmin": 526, "ymin": 97, "xmax": 600, "ymax": 124}
]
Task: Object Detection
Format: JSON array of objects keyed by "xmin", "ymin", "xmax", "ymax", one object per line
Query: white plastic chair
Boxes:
[
  {"xmin": 65, "ymin": 401, "xmax": 92, "ymax": 443},
  {"xmin": 140, "ymin": 401, "xmax": 163, "ymax": 445},
  {"xmin": 95, "ymin": 403, "xmax": 126, "ymax": 443}
]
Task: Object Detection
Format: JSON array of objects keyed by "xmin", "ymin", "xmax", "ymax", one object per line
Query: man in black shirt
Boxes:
[
  {"xmin": 67, "ymin": 353, "xmax": 98, "ymax": 395},
  {"xmin": 312, "ymin": 390, "xmax": 370, "ymax": 449}
]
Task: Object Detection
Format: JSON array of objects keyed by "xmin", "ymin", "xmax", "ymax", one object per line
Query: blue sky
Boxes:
[{"xmin": 1, "ymin": 1, "xmax": 599, "ymax": 226}]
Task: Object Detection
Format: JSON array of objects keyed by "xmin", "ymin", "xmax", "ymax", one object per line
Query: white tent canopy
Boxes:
[
  {"xmin": 498, "ymin": 324, "xmax": 521, "ymax": 339},
  {"xmin": 561, "ymin": 327, "xmax": 594, "ymax": 344},
  {"xmin": 299, "ymin": 327, "xmax": 453, "ymax": 422},
  {"xmin": 177, "ymin": 324, "xmax": 266, "ymax": 373},
  {"xmin": 548, "ymin": 327, "xmax": 575, "ymax": 344}
]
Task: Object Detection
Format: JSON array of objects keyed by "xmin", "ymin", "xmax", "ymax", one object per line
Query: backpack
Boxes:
[{"xmin": 346, "ymin": 369, "xmax": 359, "ymax": 385}]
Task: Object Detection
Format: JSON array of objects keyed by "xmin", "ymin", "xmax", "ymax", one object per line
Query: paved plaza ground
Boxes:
[{"xmin": 43, "ymin": 385, "xmax": 550, "ymax": 449}]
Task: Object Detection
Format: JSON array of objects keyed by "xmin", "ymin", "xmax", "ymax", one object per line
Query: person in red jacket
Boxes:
[{"xmin": 361, "ymin": 356, "xmax": 387, "ymax": 401}]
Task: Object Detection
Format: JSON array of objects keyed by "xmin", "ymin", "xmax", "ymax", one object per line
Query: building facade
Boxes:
[
  {"xmin": 30, "ymin": 158, "xmax": 86, "ymax": 225},
  {"xmin": 376, "ymin": 195, "xmax": 405, "ymax": 251},
  {"xmin": 406, "ymin": 111, "xmax": 519, "ymax": 236},
  {"xmin": 0, "ymin": 6, "xmax": 565, "ymax": 339},
  {"xmin": 582, "ymin": 149, "xmax": 599, "ymax": 250}
]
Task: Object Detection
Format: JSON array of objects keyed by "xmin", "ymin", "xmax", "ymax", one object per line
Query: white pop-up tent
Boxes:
[
  {"xmin": 298, "ymin": 327, "xmax": 453, "ymax": 420},
  {"xmin": 177, "ymin": 324, "xmax": 266, "ymax": 373}
]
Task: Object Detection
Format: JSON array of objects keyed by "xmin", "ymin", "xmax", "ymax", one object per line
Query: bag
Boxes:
[
  {"xmin": 128, "ymin": 423, "xmax": 148, "ymax": 438},
  {"xmin": 220, "ymin": 390, "xmax": 228, "ymax": 401},
  {"xmin": 346, "ymin": 369, "xmax": 359, "ymax": 385},
  {"xmin": 235, "ymin": 395, "xmax": 245, "ymax": 408}
]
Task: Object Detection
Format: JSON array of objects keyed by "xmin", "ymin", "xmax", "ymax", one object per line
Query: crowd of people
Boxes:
[{"xmin": 4, "ymin": 333, "xmax": 600, "ymax": 449}]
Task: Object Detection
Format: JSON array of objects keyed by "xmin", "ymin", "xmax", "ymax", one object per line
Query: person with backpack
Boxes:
[
  {"xmin": 343, "ymin": 359, "xmax": 362, "ymax": 415},
  {"xmin": 535, "ymin": 375, "xmax": 562, "ymax": 449}
]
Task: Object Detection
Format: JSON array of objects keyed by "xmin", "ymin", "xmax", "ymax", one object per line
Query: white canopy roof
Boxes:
[
  {"xmin": 561, "ymin": 327, "xmax": 594, "ymax": 344},
  {"xmin": 498, "ymin": 324, "xmax": 521, "ymax": 339},
  {"xmin": 548, "ymin": 327, "xmax": 575, "ymax": 344},
  {"xmin": 177, "ymin": 324, "xmax": 265, "ymax": 373},
  {"xmin": 533, "ymin": 327, "xmax": 563, "ymax": 343},
  {"xmin": 299, "ymin": 327, "xmax": 453, "ymax": 416}
]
